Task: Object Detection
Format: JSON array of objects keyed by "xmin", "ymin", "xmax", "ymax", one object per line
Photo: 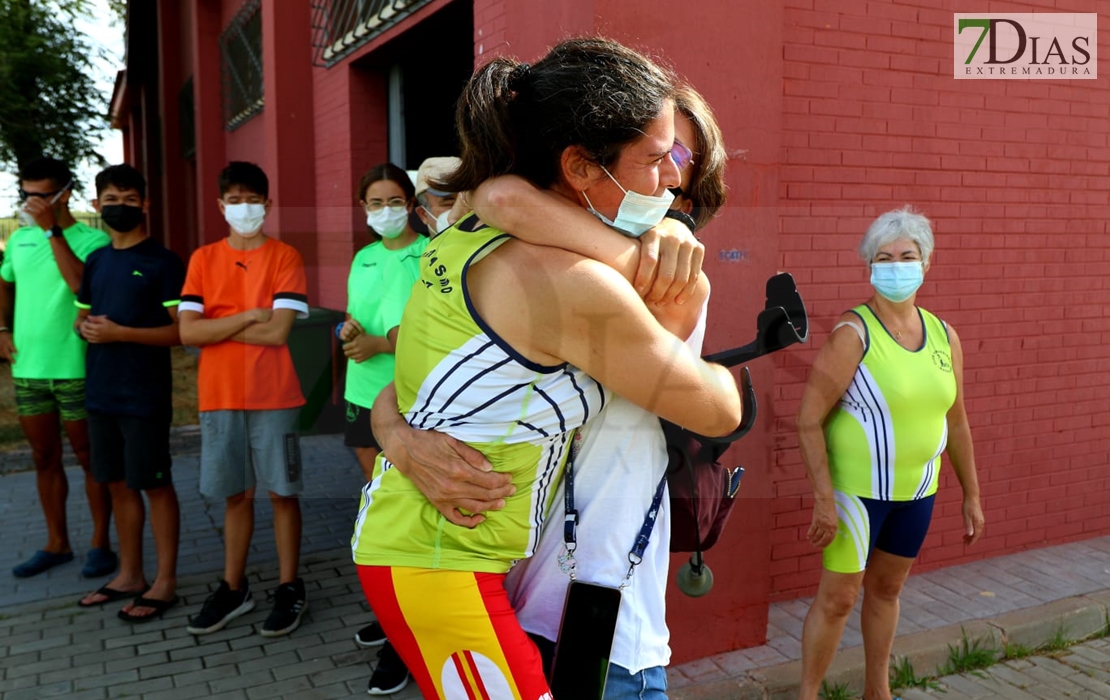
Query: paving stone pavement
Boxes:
[
  {"xmin": 0, "ymin": 548, "xmax": 421, "ymax": 700},
  {"xmin": 3, "ymin": 430, "xmax": 1110, "ymax": 698},
  {"xmin": 0, "ymin": 432, "xmax": 414, "ymax": 699},
  {"xmin": 0, "ymin": 433, "xmax": 365, "ymax": 609},
  {"xmin": 2, "ymin": 539, "xmax": 1107, "ymax": 700},
  {"xmin": 901, "ymin": 637, "xmax": 1110, "ymax": 700}
]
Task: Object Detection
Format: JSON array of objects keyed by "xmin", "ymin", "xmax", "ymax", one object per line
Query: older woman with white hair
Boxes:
[{"xmin": 794, "ymin": 207, "xmax": 984, "ymax": 700}]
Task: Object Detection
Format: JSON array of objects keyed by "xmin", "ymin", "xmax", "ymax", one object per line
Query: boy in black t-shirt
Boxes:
[{"xmin": 75, "ymin": 164, "xmax": 186, "ymax": 622}]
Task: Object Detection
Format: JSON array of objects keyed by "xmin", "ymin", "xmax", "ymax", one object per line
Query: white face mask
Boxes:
[
  {"xmin": 224, "ymin": 202, "xmax": 266, "ymax": 237},
  {"xmin": 582, "ymin": 167, "xmax": 676, "ymax": 238},
  {"xmin": 422, "ymin": 207, "xmax": 452, "ymax": 236},
  {"xmin": 366, "ymin": 205, "xmax": 409, "ymax": 239}
]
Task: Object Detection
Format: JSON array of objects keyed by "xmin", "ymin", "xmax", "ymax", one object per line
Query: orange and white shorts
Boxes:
[{"xmin": 357, "ymin": 566, "xmax": 553, "ymax": 700}]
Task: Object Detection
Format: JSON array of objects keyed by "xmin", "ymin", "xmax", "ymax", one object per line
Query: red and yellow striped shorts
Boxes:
[{"xmin": 358, "ymin": 566, "xmax": 553, "ymax": 700}]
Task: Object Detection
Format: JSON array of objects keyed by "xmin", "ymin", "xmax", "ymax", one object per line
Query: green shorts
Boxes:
[{"xmin": 13, "ymin": 378, "xmax": 88, "ymax": 421}]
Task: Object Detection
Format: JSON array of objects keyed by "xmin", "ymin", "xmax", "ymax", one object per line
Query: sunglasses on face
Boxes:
[
  {"xmin": 18, "ymin": 180, "xmax": 71, "ymax": 203},
  {"xmin": 671, "ymin": 140, "xmax": 695, "ymax": 171}
]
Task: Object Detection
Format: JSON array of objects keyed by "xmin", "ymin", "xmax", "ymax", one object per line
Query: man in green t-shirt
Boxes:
[{"xmin": 1, "ymin": 157, "xmax": 115, "ymax": 579}]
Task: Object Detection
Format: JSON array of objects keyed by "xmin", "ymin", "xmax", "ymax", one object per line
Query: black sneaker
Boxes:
[
  {"xmin": 260, "ymin": 578, "xmax": 307, "ymax": 637},
  {"xmin": 367, "ymin": 642, "xmax": 410, "ymax": 695},
  {"xmin": 355, "ymin": 621, "xmax": 387, "ymax": 648},
  {"xmin": 186, "ymin": 579, "xmax": 254, "ymax": 635}
]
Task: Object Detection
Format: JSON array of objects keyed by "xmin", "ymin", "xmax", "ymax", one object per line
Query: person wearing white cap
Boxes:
[{"xmin": 413, "ymin": 157, "xmax": 460, "ymax": 237}]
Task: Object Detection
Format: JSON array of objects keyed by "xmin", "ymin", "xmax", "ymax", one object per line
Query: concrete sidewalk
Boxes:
[
  {"xmin": 900, "ymin": 637, "xmax": 1110, "ymax": 700},
  {"xmin": 668, "ymin": 536, "xmax": 1110, "ymax": 699},
  {"xmin": 1, "ymin": 433, "xmax": 1108, "ymax": 699}
]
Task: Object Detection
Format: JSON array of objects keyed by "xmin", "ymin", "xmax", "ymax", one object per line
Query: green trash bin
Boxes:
[{"xmin": 288, "ymin": 307, "xmax": 347, "ymax": 435}]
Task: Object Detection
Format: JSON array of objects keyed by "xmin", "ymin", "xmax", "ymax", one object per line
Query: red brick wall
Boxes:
[
  {"xmin": 178, "ymin": 0, "xmax": 194, "ymax": 85},
  {"xmin": 473, "ymin": 0, "xmax": 507, "ymax": 60},
  {"xmin": 471, "ymin": 0, "xmax": 790, "ymax": 661},
  {"xmin": 224, "ymin": 112, "xmax": 266, "ymax": 168},
  {"xmin": 770, "ymin": 0, "xmax": 1110, "ymax": 600},
  {"xmin": 152, "ymin": 0, "xmax": 1110, "ymax": 652},
  {"xmin": 191, "ymin": 0, "xmax": 228, "ymax": 246},
  {"xmin": 214, "ymin": 0, "xmax": 257, "ymax": 179},
  {"xmin": 309, "ymin": 0, "xmax": 451, "ymax": 310},
  {"xmin": 311, "ymin": 63, "xmax": 390, "ymax": 311}
]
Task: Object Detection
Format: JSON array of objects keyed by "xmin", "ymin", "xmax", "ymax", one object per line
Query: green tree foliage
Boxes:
[
  {"xmin": 0, "ymin": 0, "xmax": 111, "ymax": 173},
  {"xmin": 106, "ymin": 0, "xmax": 125, "ymax": 24}
]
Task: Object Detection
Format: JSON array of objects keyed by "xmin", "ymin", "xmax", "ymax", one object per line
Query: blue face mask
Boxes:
[
  {"xmin": 582, "ymin": 167, "xmax": 675, "ymax": 238},
  {"xmin": 870, "ymin": 261, "xmax": 924, "ymax": 303}
]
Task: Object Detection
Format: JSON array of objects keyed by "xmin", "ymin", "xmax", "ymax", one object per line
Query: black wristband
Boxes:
[
  {"xmin": 50, "ymin": 225, "xmax": 64, "ymax": 238},
  {"xmin": 662, "ymin": 209, "xmax": 697, "ymax": 233}
]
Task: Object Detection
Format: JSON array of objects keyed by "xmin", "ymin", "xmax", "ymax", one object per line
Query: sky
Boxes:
[{"xmin": 1, "ymin": 0, "xmax": 125, "ymax": 214}]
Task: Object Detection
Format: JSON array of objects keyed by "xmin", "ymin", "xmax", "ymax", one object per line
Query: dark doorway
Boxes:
[
  {"xmin": 352, "ymin": 0, "xmax": 474, "ymax": 169},
  {"xmin": 398, "ymin": 1, "xmax": 473, "ymax": 166}
]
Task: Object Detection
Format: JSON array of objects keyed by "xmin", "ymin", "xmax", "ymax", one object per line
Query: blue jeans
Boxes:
[{"xmin": 604, "ymin": 663, "xmax": 667, "ymax": 700}]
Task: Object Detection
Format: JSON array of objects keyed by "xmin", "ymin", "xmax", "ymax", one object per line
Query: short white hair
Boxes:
[{"xmin": 858, "ymin": 206, "xmax": 934, "ymax": 264}]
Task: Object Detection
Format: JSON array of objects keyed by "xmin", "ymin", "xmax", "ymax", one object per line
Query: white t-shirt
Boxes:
[{"xmin": 504, "ymin": 303, "xmax": 708, "ymax": 674}]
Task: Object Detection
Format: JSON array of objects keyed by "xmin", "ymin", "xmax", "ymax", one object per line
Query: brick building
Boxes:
[{"xmin": 112, "ymin": 0, "xmax": 1110, "ymax": 662}]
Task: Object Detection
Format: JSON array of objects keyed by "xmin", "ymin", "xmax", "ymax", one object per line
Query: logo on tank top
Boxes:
[
  {"xmin": 421, "ymin": 247, "xmax": 453, "ymax": 294},
  {"xmin": 932, "ymin": 350, "xmax": 953, "ymax": 373}
]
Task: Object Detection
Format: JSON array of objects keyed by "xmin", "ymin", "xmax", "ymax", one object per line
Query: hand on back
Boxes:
[{"xmin": 386, "ymin": 423, "xmax": 514, "ymax": 529}]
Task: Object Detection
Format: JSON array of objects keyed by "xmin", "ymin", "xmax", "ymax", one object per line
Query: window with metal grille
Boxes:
[
  {"xmin": 180, "ymin": 78, "xmax": 196, "ymax": 159},
  {"xmin": 220, "ymin": 0, "xmax": 263, "ymax": 130},
  {"xmin": 310, "ymin": 0, "xmax": 436, "ymax": 67}
]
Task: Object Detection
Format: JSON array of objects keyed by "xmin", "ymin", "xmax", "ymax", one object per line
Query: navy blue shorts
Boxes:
[
  {"xmin": 824, "ymin": 491, "xmax": 935, "ymax": 573},
  {"xmin": 89, "ymin": 410, "xmax": 172, "ymax": 490}
]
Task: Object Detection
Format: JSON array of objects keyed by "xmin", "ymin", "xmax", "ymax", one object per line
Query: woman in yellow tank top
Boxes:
[
  {"xmin": 795, "ymin": 207, "xmax": 985, "ymax": 700},
  {"xmin": 352, "ymin": 38, "xmax": 743, "ymax": 700}
]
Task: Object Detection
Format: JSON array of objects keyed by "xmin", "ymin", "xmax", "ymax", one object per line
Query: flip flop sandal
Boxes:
[
  {"xmin": 118, "ymin": 595, "xmax": 180, "ymax": 623},
  {"xmin": 78, "ymin": 584, "xmax": 148, "ymax": 608}
]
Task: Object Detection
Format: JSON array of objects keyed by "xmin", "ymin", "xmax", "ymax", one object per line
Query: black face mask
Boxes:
[{"xmin": 100, "ymin": 204, "xmax": 144, "ymax": 233}]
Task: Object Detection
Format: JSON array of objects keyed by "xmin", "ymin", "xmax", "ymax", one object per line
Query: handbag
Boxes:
[
  {"xmin": 664, "ymin": 364, "xmax": 755, "ymax": 555},
  {"xmin": 664, "ymin": 273, "xmax": 809, "ymax": 595}
]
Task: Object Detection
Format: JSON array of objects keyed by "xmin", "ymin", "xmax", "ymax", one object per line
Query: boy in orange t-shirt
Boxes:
[{"xmin": 178, "ymin": 162, "xmax": 309, "ymax": 637}]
